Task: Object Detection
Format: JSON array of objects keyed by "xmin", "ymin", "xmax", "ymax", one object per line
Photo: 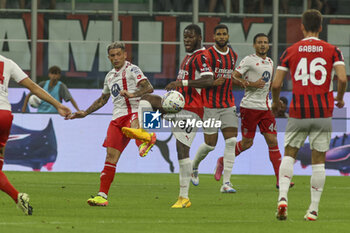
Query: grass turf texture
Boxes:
[{"xmin": 0, "ymin": 172, "xmax": 349, "ymax": 233}]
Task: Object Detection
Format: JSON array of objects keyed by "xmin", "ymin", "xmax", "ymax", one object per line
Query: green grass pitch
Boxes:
[{"xmin": 0, "ymin": 172, "xmax": 349, "ymax": 233}]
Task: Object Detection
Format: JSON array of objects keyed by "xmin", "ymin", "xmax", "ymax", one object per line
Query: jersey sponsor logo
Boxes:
[
  {"xmin": 262, "ymin": 71, "xmax": 271, "ymax": 82},
  {"xmin": 214, "ymin": 67, "xmax": 234, "ymax": 78},
  {"xmin": 131, "ymin": 67, "xmax": 141, "ymax": 75},
  {"xmin": 111, "ymin": 83, "xmax": 121, "ymax": 97},
  {"xmin": 200, "ymin": 63, "xmax": 211, "ymax": 72}
]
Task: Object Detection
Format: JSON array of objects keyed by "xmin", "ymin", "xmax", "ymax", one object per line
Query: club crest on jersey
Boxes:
[
  {"xmin": 177, "ymin": 69, "xmax": 188, "ymax": 79},
  {"xmin": 262, "ymin": 71, "xmax": 270, "ymax": 82},
  {"xmin": 111, "ymin": 83, "xmax": 121, "ymax": 97}
]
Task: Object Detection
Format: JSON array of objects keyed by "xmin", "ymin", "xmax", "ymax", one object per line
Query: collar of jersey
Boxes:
[
  {"xmin": 302, "ymin": 36, "xmax": 320, "ymax": 41},
  {"xmin": 213, "ymin": 45, "xmax": 229, "ymax": 55},
  {"xmin": 114, "ymin": 61, "xmax": 129, "ymax": 72},
  {"xmin": 187, "ymin": 47, "xmax": 206, "ymax": 55}
]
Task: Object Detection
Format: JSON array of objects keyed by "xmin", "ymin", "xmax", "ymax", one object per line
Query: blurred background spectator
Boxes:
[
  {"xmin": 308, "ymin": 0, "xmax": 338, "ymax": 14},
  {"xmin": 208, "ymin": 0, "xmax": 239, "ymax": 13}
]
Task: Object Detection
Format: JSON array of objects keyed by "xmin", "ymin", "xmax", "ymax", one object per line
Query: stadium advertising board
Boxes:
[{"xmin": 5, "ymin": 89, "xmax": 350, "ymax": 176}]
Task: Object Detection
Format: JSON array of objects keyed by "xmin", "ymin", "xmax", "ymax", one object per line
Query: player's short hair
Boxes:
[
  {"xmin": 302, "ymin": 9, "xmax": 322, "ymax": 33},
  {"xmin": 280, "ymin": 96, "xmax": 288, "ymax": 105},
  {"xmin": 48, "ymin": 66, "xmax": 61, "ymax": 74},
  {"xmin": 253, "ymin": 33, "xmax": 268, "ymax": 44},
  {"xmin": 107, "ymin": 42, "xmax": 125, "ymax": 54},
  {"xmin": 214, "ymin": 24, "xmax": 228, "ymax": 34},
  {"xmin": 184, "ymin": 24, "xmax": 202, "ymax": 37}
]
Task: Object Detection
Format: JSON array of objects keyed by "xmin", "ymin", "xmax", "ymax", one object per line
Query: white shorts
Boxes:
[
  {"xmin": 284, "ymin": 117, "xmax": 332, "ymax": 152},
  {"xmin": 171, "ymin": 110, "xmax": 200, "ymax": 147},
  {"xmin": 203, "ymin": 106, "xmax": 238, "ymax": 135}
]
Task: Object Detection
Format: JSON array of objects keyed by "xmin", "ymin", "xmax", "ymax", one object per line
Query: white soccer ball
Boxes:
[
  {"xmin": 161, "ymin": 90, "xmax": 185, "ymax": 113},
  {"xmin": 28, "ymin": 95, "xmax": 42, "ymax": 108}
]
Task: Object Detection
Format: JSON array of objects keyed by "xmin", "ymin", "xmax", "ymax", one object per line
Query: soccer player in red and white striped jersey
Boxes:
[{"xmin": 272, "ymin": 9, "xmax": 347, "ymax": 221}]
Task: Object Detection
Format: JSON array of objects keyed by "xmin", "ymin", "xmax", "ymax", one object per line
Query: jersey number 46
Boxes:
[{"xmin": 294, "ymin": 57, "xmax": 327, "ymax": 86}]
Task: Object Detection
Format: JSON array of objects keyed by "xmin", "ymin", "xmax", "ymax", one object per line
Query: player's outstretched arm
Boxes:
[
  {"xmin": 19, "ymin": 78, "xmax": 71, "ymax": 117},
  {"xmin": 69, "ymin": 97, "xmax": 80, "ymax": 111},
  {"xmin": 165, "ymin": 74, "xmax": 214, "ymax": 90},
  {"xmin": 67, "ymin": 93, "xmax": 110, "ymax": 120},
  {"xmin": 334, "ymin": 65, "xmax": 347, "ymax": 108}
]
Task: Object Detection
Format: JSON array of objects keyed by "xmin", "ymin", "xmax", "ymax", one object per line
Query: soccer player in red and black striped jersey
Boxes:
[
  {"xmin": 191, "ymin": 24, "xmax": 245, "ymax": 193},
  {"xmin": 272, "ymin": 9, "xmax": 347, "ymax": 221}
]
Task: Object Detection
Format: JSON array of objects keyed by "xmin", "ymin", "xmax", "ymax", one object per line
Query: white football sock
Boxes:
[
  {"xmin": 138, "ymin": 100, "xmax": 153, "ymax": 129},
  {"xmin": 223, "ymin": 137, "xmax": 237, "ymax": 184},
  {"xmin": 179, "ymin": 158, "xmax": 192, "ymax": 199},
  {"xmin": 309, "ymin": 164, "xmax": 325, "ymax": 212},
  {"xmin": 278, "ymin": 156, "xmax": 295, "ymax": 201},
  {"xmin": 192, "ymin": 143, "xmax": 215, "ymax": 169}
]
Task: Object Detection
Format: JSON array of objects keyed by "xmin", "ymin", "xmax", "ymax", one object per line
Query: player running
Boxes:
[
  {"xmin": 122, "ymin": 24, "xmax": 218, "ymax": 208},
  {"xmin": 0, "ymin": 55, "xmax": 71, "ymax": 215},
  {"xmin": 191, "ymin": 24, "xmax": 245, "ymax": 193},
  {"xmin": 67, "ymin": 42, "xmax": 154, "ymax": 206},
  {"xmin": 272, "ymin": 9, "xmax": 347, "ymax": 221},
  {"xmin": 214, "ymin": 33, "xmax": 291, "ymax": 189}
]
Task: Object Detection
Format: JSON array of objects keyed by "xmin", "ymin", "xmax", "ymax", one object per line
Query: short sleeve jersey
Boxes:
[
  {"xmin": 0, "ymin": 55, "xmax": 28, "ymax": 111},
  {"xmin": 202, "ymin": 45, "xmax": 238, "ymax": 108},
  {"xmin": 103, "ymin": 61, "xmax": 148, "ymax": 120},
  {"xmin": 236, "ymin": 54, "xmax": 274, "ymax": 111},
  {"xmin": 176, "ymin": 47, "xmax": 213, "ymax": 118},
  {"xmin": 278, "ymin": 37, "xmax": 345, "ymax": 118}
]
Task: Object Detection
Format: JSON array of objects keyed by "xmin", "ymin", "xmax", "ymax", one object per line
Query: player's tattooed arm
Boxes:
[
  {"xmin": 67, "ymin": 93, "xmax": 110, "ymax": 119},
  {"xmin": 120, "ymin": 79, "xmax": 154, "ymax": 98},
  {"xmin": 85, "ymin": 93, "xmax": 110, "ymax": 114}
]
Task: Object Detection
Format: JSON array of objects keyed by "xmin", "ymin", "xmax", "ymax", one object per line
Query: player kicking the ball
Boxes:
[
  {"xmin": 68, "ymin": 42, "xmax": 154, "ymax": 206},
  {"xmin": 122, "ymin": 24, "xmax": 221, "ymax": 208}
]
